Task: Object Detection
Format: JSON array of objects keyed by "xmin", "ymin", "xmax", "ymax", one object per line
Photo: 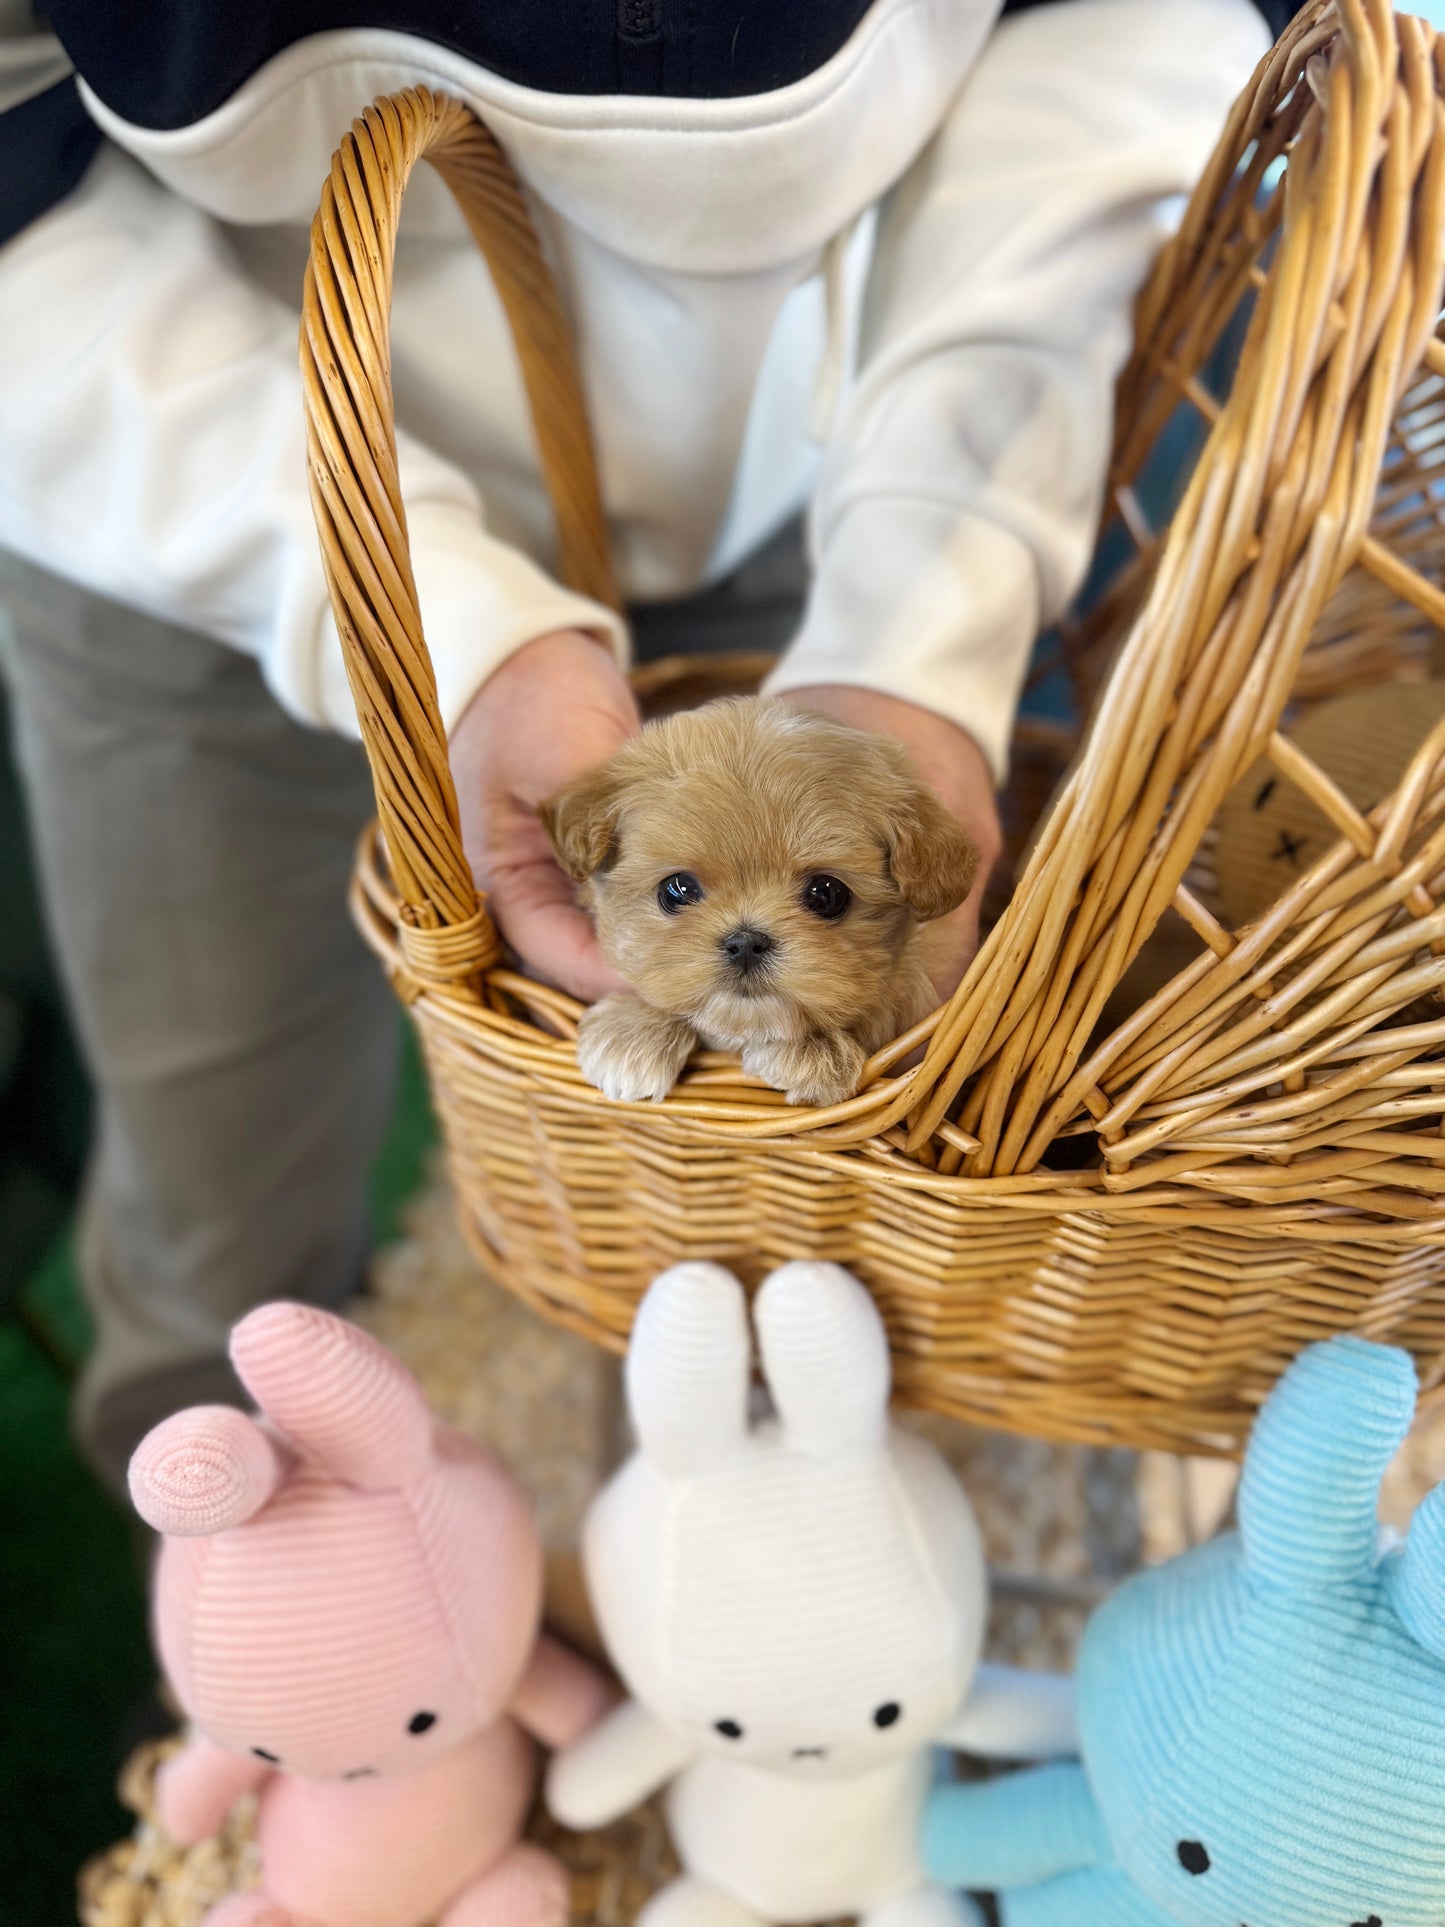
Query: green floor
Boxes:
[{"xmin": 1, "ymin": 1026, "xmax": 437, "ymax": 1923}]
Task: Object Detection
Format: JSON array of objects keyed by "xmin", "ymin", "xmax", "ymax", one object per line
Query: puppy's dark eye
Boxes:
[
  {"xmin": 1176, "ymin": 1841, "xmax": 1210, "ymax": 1876},
  {"xmin": 873, "ymin": 1702, "xmax": 901, "ymax": 1728},
  {"xmin": 408, "ymin": 1711, "xmax": 437, "ymax": 1735},
  {"xmin": 714, "ymin": 1718, "xmax": 743, "ymax": 1739},
  {"xmin": 658, "ymin": 872, "xmax": 704, "ymax": 914},
  {"xmin": 252, "ymin": 1747, "xmax": 280, "ymax": 1763},
  {"xmin": 802, "ymin": 874, "xmax": 851, "ymax": 920}
]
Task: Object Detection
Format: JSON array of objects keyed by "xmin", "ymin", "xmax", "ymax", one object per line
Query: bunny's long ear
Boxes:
[
  {"xmin": 129, "ymin": 1406, "xmax": 288, "ymax": 1536},
  {"xmin": 1386, "ymin": 1483, "xmax": 1445, "ymax": 1660},
  {"xmin": 230, "ymin": 1302, "xmax": 434, "ymax": 1491},
  {"xmin": 1239, "ymin": 1337, "xmax": 1417, "ymax": 1592},
  {"xmin": 755, "ymin": 1262, "xmax": 890, "ymax": 1459},
  {"xmin": 626, "ymin": 1263, "xmax": 751, "ymax": 1476}
]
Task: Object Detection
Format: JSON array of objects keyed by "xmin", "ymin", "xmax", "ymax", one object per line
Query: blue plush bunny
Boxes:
[{"xmin": 924, "ymin": 1337, "xmax": 1445, "ymax": 1926}]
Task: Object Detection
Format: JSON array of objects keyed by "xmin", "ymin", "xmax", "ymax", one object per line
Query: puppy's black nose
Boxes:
[{"xmin": 721, "ymin": 926, "xmax": 775, "ymax": 972}]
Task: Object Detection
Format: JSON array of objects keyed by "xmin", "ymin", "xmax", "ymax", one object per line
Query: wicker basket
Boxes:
[{"xmin": 302, "ymin": 0, "xmax": 1445, "ymax": 1458}]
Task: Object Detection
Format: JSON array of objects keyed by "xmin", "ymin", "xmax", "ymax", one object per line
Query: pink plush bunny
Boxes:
[{"xmin": 128, "ymin": 1301, "xmax": 612, "ymax": 1927}]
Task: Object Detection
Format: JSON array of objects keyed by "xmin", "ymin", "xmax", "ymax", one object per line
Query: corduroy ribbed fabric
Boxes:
[
  {"xmin": 924, "ymin": 1337, "xmax": 1445, "ymax": 1926},
  {"xmin": 548, "ymin": 1261, "xmax": 1077, "ymax": 1927},
  {"xmin": 128, "ymin": 1303, "xmax": 612, "ymax": 1927}
]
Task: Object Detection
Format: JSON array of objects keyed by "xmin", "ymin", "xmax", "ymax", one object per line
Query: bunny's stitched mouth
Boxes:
[
  {"xmin": 791, "ymin": 1747, "xmax": 828, "ymax": 1760},
  {"xmin": 343, "ymin": 1767, "xmax": 377, "ymax": 1780}
]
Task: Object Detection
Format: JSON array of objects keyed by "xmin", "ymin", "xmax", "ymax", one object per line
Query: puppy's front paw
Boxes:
[
  {"xmin": 576, "ymin": 995, "xmax": 698, "ymax": 1103},
  {"xmin": 742, "ymin": 1032, "xmax": 867, "ymax": 1107}
]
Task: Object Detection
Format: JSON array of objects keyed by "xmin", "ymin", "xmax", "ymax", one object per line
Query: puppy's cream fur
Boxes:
[{"xmin": 541, "ymin": 697, "xmax": 977, "ymax": 1106}]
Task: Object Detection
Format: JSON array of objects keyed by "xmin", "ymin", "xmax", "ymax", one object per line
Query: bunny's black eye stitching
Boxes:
[
  {"xmin": 802, "ymin": 874, "xmax": 851, "ymax": 920},
  {"xmin": 873, "ymin": 1702, "xmax": 901, "ymax": 1728},
  {"xmin": 1176, "ymin": 1841, "xmax": 1210, "ymax": 1876},
  {"xmin": 1350, "ymin": 1917, "xmax": 1383, "ymax": 1927},
  {"xmin": 658, "ymin": 872, "xmax": 704, "ymax": 914},
  {"xmin": 408, "ymin": 1711, "xmax": 437, "ymax": 1735},
  {"xmin": 252, "ymin": 1747, "xmax": 280, "ymax": 1763},
  {"xmin": 714, "ymin": 1719, "xmax": 743, "ymax": 1739}
]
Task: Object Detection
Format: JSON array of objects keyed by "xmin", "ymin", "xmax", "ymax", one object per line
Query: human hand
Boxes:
[
  {"xmin": 449, "ymin": 630, "xmax": 640, "ymax": 1002},
  {"xmin": 781, "ymin": 684, "xmax": 1001, "ymax": 1001}
]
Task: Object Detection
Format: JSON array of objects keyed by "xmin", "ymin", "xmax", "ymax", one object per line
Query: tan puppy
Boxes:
[{"xmin": 541, "ymin": 697, "xmax": 977, "ymax": 1106}]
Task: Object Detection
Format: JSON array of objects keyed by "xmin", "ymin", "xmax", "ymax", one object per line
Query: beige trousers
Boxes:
[
  {"xmin": 0, "ymin": 556, "xmax": 399, "ymax": 1492},
  {"xmin": 0, "ymin": 525, "xmax": 804, "ymax": 1494}
]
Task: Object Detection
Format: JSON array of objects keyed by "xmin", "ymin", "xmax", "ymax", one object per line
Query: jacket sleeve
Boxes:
[
  {"xmin": 765, "ymin": 0, "xmax": 1270, "ymax": 782},
  {"xmin": 0, "ymin": 63, "xmax": 626, "ymax": 737}
]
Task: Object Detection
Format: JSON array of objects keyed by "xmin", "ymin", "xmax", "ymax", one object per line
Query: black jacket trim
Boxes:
[
  {"xmin": 44, "ymin": 0, "xmax": 1303, "ymax": 131},
  {"xmin": 46, "ymin": 0, "xmax": 879, "ymax": 129},
  {"xmin": 4, "ymin": 1, "xmax": 1306, "ymax": 247},
  {"xmin": 0, "ymin": 76, "xmax": 101, "ymax": 247}
]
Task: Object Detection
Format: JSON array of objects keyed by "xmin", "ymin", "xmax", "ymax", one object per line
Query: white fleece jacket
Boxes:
[{"xmin": 0, "ymin": 0, "xmax": 1268, "ymax": 777}]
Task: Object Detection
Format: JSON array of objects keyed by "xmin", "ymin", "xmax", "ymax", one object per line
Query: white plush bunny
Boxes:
[{"xmin": 547, "ymin": 1260, "xmax": 1077, "ymax": 1927}]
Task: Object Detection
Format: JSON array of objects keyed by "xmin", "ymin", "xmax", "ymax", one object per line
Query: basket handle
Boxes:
[
  {"xmin": 902, "ymin": 0, "xmax": 1445, "ymax": 1174},
  {"xmin": 300, "ymin": 87, "xmax": 620, "ymax": 983}
]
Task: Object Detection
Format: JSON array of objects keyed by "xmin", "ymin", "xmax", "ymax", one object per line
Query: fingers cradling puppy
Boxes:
[{"xmin": 540, "ymin": 697, "xmax": 977, "ymax": 1107}]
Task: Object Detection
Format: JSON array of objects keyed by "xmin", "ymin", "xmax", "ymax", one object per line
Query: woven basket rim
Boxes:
[{"xmin": 353, "ymin": 821, "xmax": 1445, "ymax": 1225}]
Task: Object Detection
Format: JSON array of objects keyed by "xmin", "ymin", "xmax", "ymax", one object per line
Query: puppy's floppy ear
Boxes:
[
  {"xmin": 885, "ymin": 773, "xmax": 980, "ymax": 923},
  {"xmin": 540, "ymin": 762, "xmax": 627, "ymax": 883}
]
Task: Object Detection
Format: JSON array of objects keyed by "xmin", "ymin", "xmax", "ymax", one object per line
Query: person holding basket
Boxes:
[{"xmin": 0, "ymin": 0, "xmax": 1282, "ymax": 1488}]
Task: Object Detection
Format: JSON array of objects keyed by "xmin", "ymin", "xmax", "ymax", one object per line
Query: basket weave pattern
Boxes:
[{"xmin": 303, "ymin": 0, "xmax": 1445, "ymax": 1455}]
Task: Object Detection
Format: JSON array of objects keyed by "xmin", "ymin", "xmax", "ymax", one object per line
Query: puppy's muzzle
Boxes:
[{"xmin": 720, "ymin": 926, "xmax": 775, "ymax": 978}]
